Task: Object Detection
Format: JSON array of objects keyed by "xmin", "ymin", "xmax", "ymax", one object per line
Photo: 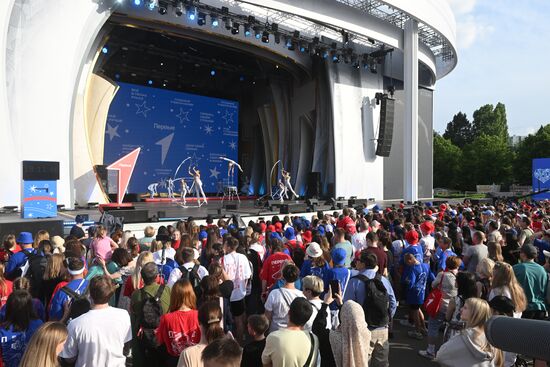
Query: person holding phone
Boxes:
[{"xmin": 302, "ymin": 275, "xmax": 330, "ymax": 332}]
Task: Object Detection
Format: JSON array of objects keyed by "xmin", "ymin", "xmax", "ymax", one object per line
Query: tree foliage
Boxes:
[
  {"xmin": 471, "ymin": 103, "xmax": 509, "ymax": 142},
  {"xmin": 513, "ymin": 124, "xmax": 550, "ymax": 184},
  {"xmin": 433, "ymin": 133, "xmax": 463, "ymax": 189},
  {"xmin": 443, "ymin": 112, "xmax": 472, "ymax": 148}
]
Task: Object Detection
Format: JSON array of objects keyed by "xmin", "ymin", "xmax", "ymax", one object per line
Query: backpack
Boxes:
[
  {"xmin": 138, "ymin": 285, "xmax": 165, "ymax": 349},
  {"xmin": 285, "ymin": 243, "xmax": 305, "ymax": 269},
  {"xmin": 60, "ymin": 281, "xmax": 91, "ymax": 322},
  {"xmin": 353, "ymin": 273, "xmax": 390, "ymax": 328},
  {"xmin": 179, "ymin": 264, "xmax": 201, "ymax": 298},
  {"xmin": 26, "ymin": 253, "xmax": 47, "ymax": 299}
]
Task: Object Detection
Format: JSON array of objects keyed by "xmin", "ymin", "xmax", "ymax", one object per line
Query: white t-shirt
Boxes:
[
  {"xmin": 264, "ymin": 288, "xmax": 305, "ymax": 332},
  {"xmin": 167, "ymin": 262, "xmax": 209, "ymax": 288},
  {"xmin": 304, "ymin": 299, "xmax": 330, "ymax": 332},
  {"xmin": 249, "ymin": 243, "xmax": 266, "ymax": 261},
  {"xmin": 351, "ymin": 232, "xmax": 368, "ymax": 252},
  {"xmin": 153, "ymin": 248, "xmax": 176, "ymax": 264},
  {"xmin": 222, "ymin": 252, "xmax": 252, "ymax": 302},
  {"xmin": 60, "ymin": 307, "xmax": 132, "ymax": 367}
]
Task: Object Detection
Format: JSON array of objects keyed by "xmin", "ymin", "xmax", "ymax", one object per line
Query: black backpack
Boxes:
[
  {"xmin": 60, "ymin": 282, "xmax": 91, "ymax": 322},
  {"xmin": 285, "ymin": 243, "xmax": 305, "ymax": 269},
  {"xmin": 138, "ymin": 285, "xmax": 165, "ymax": 349},
  {"xmin": 179, "ymin": 264, "xmax": 201, "ymax": 298},
  {"xmin": 353, "ymin": 273, "xmax": 390, "ymax": 328},
  {"xmin": 26, "ymin": 253, "xmax": 47, "ymax": 299}
]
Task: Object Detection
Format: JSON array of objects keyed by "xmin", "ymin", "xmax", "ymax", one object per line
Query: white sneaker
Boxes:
[{"xmin": 418, "ymin": 350, "xmax": 435, "ymax": 360}]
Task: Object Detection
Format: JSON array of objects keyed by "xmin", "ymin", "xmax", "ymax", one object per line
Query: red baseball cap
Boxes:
[
  {"xmin": 267, "ymin": 225, "xmax": 276, "ymax": 233},
  {"xmin": 425, "ymin": 209, "xmax": 433, "ymax": 216},
  {"xmin": 420, "ymin": 221, "xmax": 435, "ymax": 234},
  {"xmin": 405, "ymin": 230, "xmax": 419, "ymax": 245},
  {"xmin": 439, "ymin": 204, "xmax": 447, "ymax": 211},
  {"xmin": 275, "ymin": 222, "xmax": 283, "ymax": 232},
  {"xmin": 259, "ymin": 222, "xmax": 267, "ymax": 233},
  {"xmin": 302, "ymin": 230, "xmax": 312, "ymax": 243}
]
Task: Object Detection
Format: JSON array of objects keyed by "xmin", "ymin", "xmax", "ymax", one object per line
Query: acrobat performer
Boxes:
[
  {"xmin": 180, "ymin": 179, "xmax": 189, "ymax": 205},
  {"xmin": 147, "ymin": 182, "xmax": 159, "ymax": 199},
  {"xmin": 220, "ymin": 157, "xmax": 243, "ymax": 181},
  {"xmin": 282, "ymin": 168, "xmax": 298, "ymax": 200},
  {"xmin": 189, "ymin": 166, "xmax": 208, "ymax": 207},
  {"xmin": 167, "ymin": 178, "xmax": 175, "ymax": 199}
]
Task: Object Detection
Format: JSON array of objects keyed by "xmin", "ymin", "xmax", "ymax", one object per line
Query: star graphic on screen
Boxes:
[
  {"xmin": 204, "ymin": 125, "xmax": 213, "ymax": 134},
  {"xmin": 229, "ymin": 141, "xmax": 237, "ymax": 150},
  {"xmin": 105, "ymin": 123, "xmax": 121, "ymax": 141},
  {"xmin": 135, "ymin": 101, "xmax": 151, "ymax": 117},
  {"xmin": 188, "ymin": 153, "xmax": 202, "ymax": 169},
  {"xmin": 176, "ymin": 108, "xmax": 191, "ymax": 124},
  {"xmin": 209, "ymin": 167, "xmax": 220, "ymax": 179},
  {"xmin": 222, "ymin": 110, "xmax": 234, "ymax": 125},
  {"xmin": 49, "ymin": 191, "xmax": 55, "ymax": 196},
  {"xmin": 30, "ymin": 185, "xmax": 37, "ymax": 193}
]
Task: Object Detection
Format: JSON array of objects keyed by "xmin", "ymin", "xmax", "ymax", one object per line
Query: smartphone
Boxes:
[{"xmin": 329, "ymin": 280, "xmax": 341, "ymax": 297}]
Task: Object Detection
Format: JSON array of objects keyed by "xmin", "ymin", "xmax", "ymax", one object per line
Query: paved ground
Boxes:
[{"xmin": 389, "ymin": 305, "xmax": 438, "ymax": 367}]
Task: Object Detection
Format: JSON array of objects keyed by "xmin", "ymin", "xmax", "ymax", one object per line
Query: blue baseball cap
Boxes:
[
  {"xmin": 17, "ymin": 232, "xmax": 33, "ymax": 244},
  {"xmin": 270, "ymin": 232, "xmax": 282, "ymax": 241},
  {"xmin": 198, "ymin": 230, "xmax": 208, "ymax": 240},
  {"xmin": 331, "ymin": 248, "xmax": 347, "ymax": 266},
  {"xmin": 284, "ymin": 227, "xmax": 296, "ymax": 240}
]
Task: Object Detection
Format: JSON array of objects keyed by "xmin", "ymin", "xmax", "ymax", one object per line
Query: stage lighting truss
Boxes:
[{"xmin": 142, "ymin": 0, "xmax": 397, "ymax": 70}]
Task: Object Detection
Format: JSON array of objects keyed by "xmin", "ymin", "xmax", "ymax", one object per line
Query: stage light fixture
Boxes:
[
  {"xmin": 210, "ymin": 69, "xmax": 216, "ymax": 76},
  {"xmin": 115, "ymin": 73, "xmax": 120, "ymax": 79},
  {"xmin": 274, "ymin": 33, "xmax": 281, "ymax": 44},
  {"xmin": 299, "ymin": 42, "xmax": 307, "ymax": 52},
  {"xmin": 223, "ymin": 16, "xmax": 232, "ymax": 30},
  {"xmin": 239, "ymin": 76, "xmax": 245, "ymax": 81},
  {"xmin": 147, "ymin": 0, "xmax": 158, "ymax": 11},
  {"xmin": 157, "ymin": 1, "xmax": 168, "ymax": 14},
  {"xmin": 244, "ymin": 24, "xmax": 251, "ymax": 37},
  {"xmin": 186, "ymin": 6, "xmax": 196, "ymax": 21},
  {"xmin": 293, "ymin": 30, "xmax": 300, "ymax": 38},
  {"xmin": 331, "ymin": 51, "xmax": 340, "ymax": 63},
  {"xmin": 101, "ymin": 46, "xmax": 108, "ymax": 54},
  {"xmin": 254, "ymin": 27, "xmax": 262, "ymax": 39},
  {"xmin": 231, "ymin": 22, "xmax": 240, "ymax": 35},
  {"xmin": 197, "ymin": 12, "xmax": 206, "ymax": 26},
  {"xmin": 174, "ymin": 1, "xmax": 183, "ymax": 16},
  {"xmin": 116, "ymin": 0, "xmax": 124, "ymax": 4},
  {"xmin": 321, "ymin": 49, "xmax": 329, "ymax": 59},
  {"xmin": 211, "ymin": 16, "xmax": 219, "ymax": 27},
  {"xmin": 148, "ymin": 79, "xmax": 153, "ymax": 85},
  {"xmin": 261, "ymin": 30, "xmax": 270, "ymax": 43},
  {"xmin": 134, "ymin": 0, "xmax": 141, "ymax": 5}
]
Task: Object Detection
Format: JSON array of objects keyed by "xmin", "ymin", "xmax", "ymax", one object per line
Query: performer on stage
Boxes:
[
  {"xmin": 167, "ymin": 178, "xmax": 175, "ymax": 199},
  {"xmin": 220, "ymin": 157, "xmax": 243, "ymax": 182},
  {"xmin": 189, "ymin": 166, "xmax": 207, "ymax": 206},
  {"xmin": 281, "ymin": 168, "xmax": 298, "ymax": 200},
  {"xmin": 147, "ymin": 182, "xmax": 158, "ymax": 198},
  {"xmin": 277, "ymin": 179, "xmax": 286, "ymax": 203},
  {"xmin": 180, "ymin": 179, "xmax": 189, "ymax": 205}
]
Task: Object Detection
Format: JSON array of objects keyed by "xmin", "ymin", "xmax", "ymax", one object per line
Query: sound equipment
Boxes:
[
  {"xmin": 375, "ymin": 96, "xmax": 395, "ymax": 157},
  {"xmin": 280, "ymin": 203, "xmax": 309, "ymax": 214},
  {"xmin": 224, "ymin": 202, "xmax": 240, "ymax": 210},
  {"xmin": 108, "ymin": 209, "xmax": 149, "ymax": 224},
  {"xmin": 22, "ymin": 161, "xmax": 59, "ymax": 180},
  {"xmin": 306, "ymin": 172, "xmax": 321, "ymax": 198},
  {"xmin": 485, "ymin": 316, "xmax": 550, "ymax": 361},
  {"xmin": 0, "ymin": 219, "xmax": 64, "ymax": 240}
]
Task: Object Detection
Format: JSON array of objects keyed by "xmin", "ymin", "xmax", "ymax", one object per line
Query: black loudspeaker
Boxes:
[
  {"xmin": 224, "ymin": 202, "xmax": 240, "ymax": 210},
  {"xmin": 306, "ymin": 172, "xmax": 321, "ymax": 198},
  {"xmin": 109, "ymin": 209, "xmax": 149, "ymax": 223},
  {"xmin": 280, "ymin": 203, "xmax": 308, "ymax": 214},
  {"xmin": 0, "ymin": 219, "xmax": 64, "ymax": 240},
  {"xmin": 375, "ymin": 96, "xmax": 395, "ymax": 157},
  {"xmin": 22, "ymin": 161, "xmax": 60, "ymax": 180}
]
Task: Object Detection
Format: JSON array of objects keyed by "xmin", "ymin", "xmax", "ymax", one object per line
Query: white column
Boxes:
[{"xmin": 403, "ymin": 19, "xmax": 419, "ymax": 202}]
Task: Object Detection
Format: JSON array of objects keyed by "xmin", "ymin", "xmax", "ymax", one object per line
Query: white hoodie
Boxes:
[{"xmin": 436, "ymin": 328, "xmax": 496, "ymax": 367}]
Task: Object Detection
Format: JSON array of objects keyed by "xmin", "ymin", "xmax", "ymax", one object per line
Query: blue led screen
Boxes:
[{"xmin": 104, "ymin": 82, "xmax": 239, "ymax": 194}]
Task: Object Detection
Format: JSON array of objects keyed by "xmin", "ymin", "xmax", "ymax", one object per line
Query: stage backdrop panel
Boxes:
[
  {"xmin": 104, "ymin": 82, "xmax": 239, "ymax": 193},
  {"xmin": 533, "ymin": 158, "xmax": 550, "ymax": 200}
]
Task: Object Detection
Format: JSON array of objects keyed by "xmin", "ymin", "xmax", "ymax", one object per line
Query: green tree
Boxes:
[
  {"xmin": 460, "ymin": 134, "xmax": 513, "ymax": 190},
  {"xmin": 433, "ymin": 133, "xmax": 463, "ymax": 189},
  {"xmin": 443, "ymin": 112, "xmax": 472, "ymax": 148},
  {"xmin": 471, "ymin": 103, "xmax": 509, "ymax": 142},
  {"xmin": 513, "ymin": 124, "xmax": 550, "ymax": 184}
]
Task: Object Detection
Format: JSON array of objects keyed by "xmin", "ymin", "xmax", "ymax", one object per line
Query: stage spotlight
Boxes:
[
  {"xmin": 134, "ymin": 0, "xmax": 141, "ymax": 5},
  {"xmin": 223, "ymin": 16, "xmax": 232, "ymax": 30},
  {"xmin": 239, "ymin": 76, "xmax": 245, "ymax": 81},
  {"xmin": 197, "ymin": 12, "xmax": 206, "ymax": 26},
  {"xmin": 147, "ymin": 0, "xmax": 158, "ymax": 11},
  {"xmin": 158, "ymin": 1, "xmax": 167, "ymax": 14},
  {"xmin": 331, "ymin": 51, "xmax": 340, "ymax": 63},
  {"xmin": 254, "ymin": 27, "xmax": 262, "ymax": 39},
  {"xmin": 231, "ymin": 22, "xmax": 240, "ymax": 35},
  {"xmin": 285, "ymin": 37, "xmax": 295, "ymax": 50},
  {"xmin": 101, "ymin": 46, "xmax": 108, "ymax": 54},
  {"xmin": 321, "ymin": 49, "xmax": 329, "ymax": 59},
  {"xmin": 174, "ymin": 0, "xmax": 183, "ymax": 16},
  {"xmin": 293, "ymin": 30, "xmax": 300, "ymax": 38},
  {"xmin": 244, "ymin": 24, "xmax": 251, "ymax": 37},
  {"xmin": 186, "ymin": 6, "xmax": 196, "ymax": 21},
  {"xmin": 116, "ymin": 0, "xmax": 124, "ymax": 4},
  {"xmin": 211, "ymin": 16, "xmax": 219, "ymax": 27},
  {"xmin": 115, "ymin": 73, "xmax": 120, "ymax": 79},
  {"xmin": 299, "ymin": 42, "xmax": 307, "ymax": 52},
  {"xmin": 261, "ymin": 30, "xmax": 270, "ymax": 43},
  {"xmin": 148, "ymin": 80, "xmax": 153, "ymax": 85},
  {"xmin": 210, "ymin": 69, "xmax": 216, "ymax": 76},
  {"xmin": 274, "ymin": 32, "xmax": 281, "ymax": 44}
]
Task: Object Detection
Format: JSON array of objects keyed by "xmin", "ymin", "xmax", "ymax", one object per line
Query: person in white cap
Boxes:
[{"xmin": 300, "ymin": 242, "xmax": 330, "ymax": 284}]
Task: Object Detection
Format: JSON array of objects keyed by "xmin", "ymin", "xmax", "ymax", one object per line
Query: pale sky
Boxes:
[{"xmin": 435, "ymin": 0, "xmax": 550, "ymax": 136}]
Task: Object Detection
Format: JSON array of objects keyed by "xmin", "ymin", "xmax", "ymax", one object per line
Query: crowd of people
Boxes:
[{"xmin": 0, "ymin": 200, "xmax": 548, "ymax": 366}]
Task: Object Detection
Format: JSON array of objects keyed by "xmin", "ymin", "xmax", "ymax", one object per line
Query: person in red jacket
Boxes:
[{"xmin": 260, "ymin": 240, "xmax": 291, "ymax": 298}]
